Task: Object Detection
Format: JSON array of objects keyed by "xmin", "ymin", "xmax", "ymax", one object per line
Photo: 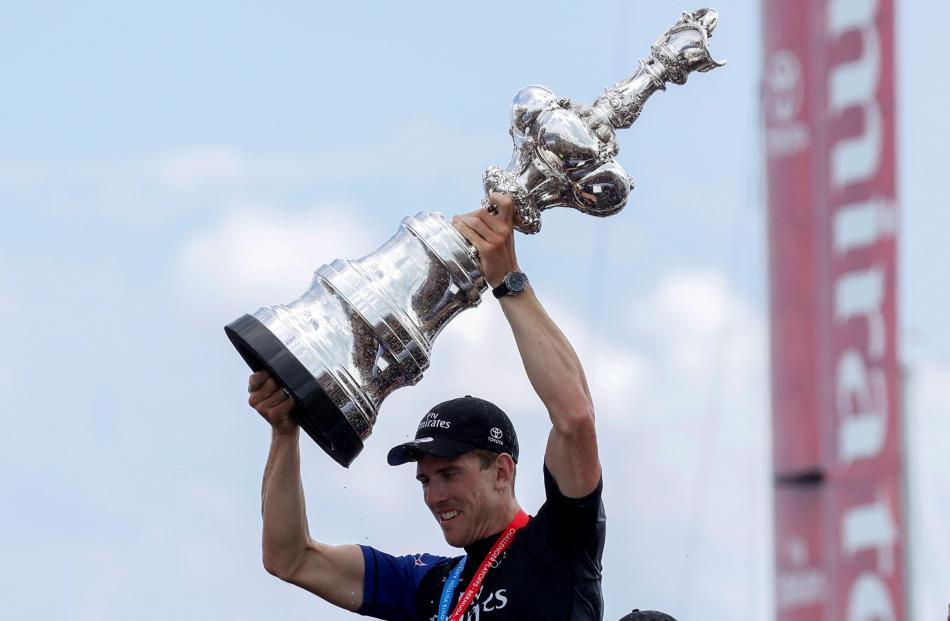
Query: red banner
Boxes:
[
  {"xmin": 774, "ymin": 486, "xmax": 828, "ymax": 620},
  {"xmin": 764, "ymin": 0, "xmax": 824, "ymax": 477},
  {"xmin": 764, "ymin": 0, "xmax": 904, "ymax": 618}
]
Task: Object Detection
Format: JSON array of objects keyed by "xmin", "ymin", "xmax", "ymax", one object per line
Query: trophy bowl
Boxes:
[{"xmin": 226, "ymin": 213, "xmax": 486, "ymax": 466}]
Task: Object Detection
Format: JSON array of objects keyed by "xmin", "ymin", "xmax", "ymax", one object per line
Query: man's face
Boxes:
[{"xmin": 415, "ymin": 452, "xmax": 502, "ymax": 548}]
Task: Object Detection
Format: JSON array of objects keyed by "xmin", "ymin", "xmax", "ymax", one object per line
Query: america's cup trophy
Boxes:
[{"xmin": 225, "ymin": 9, "xmax": 724, "ymax": 466}]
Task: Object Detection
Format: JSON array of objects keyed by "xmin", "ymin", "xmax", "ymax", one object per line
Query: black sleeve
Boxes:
[{"xmin": 522, "ymin": 464, "xmax": 606, "ymax": 579}]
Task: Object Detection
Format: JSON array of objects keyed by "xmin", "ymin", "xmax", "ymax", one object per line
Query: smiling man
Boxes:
[{"xmin": 248, "ymin": 193, "xmax": 605, "ymax": 620}]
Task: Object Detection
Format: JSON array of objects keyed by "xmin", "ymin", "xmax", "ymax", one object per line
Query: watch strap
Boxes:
[
  {"xmin": 492, "ymin": 281, "xmax": 511, "ymax": 298},
  {"xmin": 492, "ymin": 272, "xmax": 527, "ymax": 299}
]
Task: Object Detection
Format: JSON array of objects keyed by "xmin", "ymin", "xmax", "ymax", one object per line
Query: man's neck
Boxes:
[
  {"xmin": 465, "ymin": 499, "xmax": 521, "ymax": 560},
  {"xmin": 493, "ymin": 500, "xmax": 522, "ymax": 533},
  {"xmin": 467, "ymin": 501, "xmax": 523, "ymax": 552}
]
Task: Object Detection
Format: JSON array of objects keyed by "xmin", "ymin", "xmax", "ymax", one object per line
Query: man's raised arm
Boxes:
[
  {"xmin": 248, "ymin": 371, "xmax": 365, "ymax": 611},
  {"xmin": 453, "ymin": 195, "xmax": 601, "ymax": 498}
]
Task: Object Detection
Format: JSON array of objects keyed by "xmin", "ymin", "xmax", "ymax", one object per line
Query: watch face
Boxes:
[{"xmin": 507, "ymin": 272, "xmax": 528, "ymax": 292}]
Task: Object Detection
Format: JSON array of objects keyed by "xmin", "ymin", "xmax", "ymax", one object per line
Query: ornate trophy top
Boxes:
[{"xmin": 485, "ymin": 8, "xmax": 725, "ymax": 233}]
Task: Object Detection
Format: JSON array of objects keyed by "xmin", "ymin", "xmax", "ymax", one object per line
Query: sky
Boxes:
[{"xmin": 0, "ymin": 1, "xmax": 947, "ymax": 619}]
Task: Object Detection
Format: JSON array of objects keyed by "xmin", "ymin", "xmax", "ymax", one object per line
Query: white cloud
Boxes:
[
  {"xmin": 588, "ymin": 349, "xmax": 651, "ymax": 424},
  {"xmin": 599, "ymin": 268, "xmax": 771, "ymax": 617},
  {"xmin": 172, "ymin": 203, "xmax": 383, "ymax": 315},
  {"xmin": 631, "ymin": 270, "xmax": 765, "ymax": 383}
]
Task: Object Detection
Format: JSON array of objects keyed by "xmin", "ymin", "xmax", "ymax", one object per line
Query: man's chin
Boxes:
[{"xmin": 440, "ymin": 525, "xmax": 468, "ymax": 548}]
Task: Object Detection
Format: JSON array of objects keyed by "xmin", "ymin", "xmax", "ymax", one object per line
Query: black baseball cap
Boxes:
[{"xmin": 387, "ymin": 396, "xmax": 519, "ymax": 466}]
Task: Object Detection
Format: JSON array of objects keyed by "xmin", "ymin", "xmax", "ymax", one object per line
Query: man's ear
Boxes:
[{"xmin": 493, "ymin": 453, "xmax": 516, "ymax": 491}]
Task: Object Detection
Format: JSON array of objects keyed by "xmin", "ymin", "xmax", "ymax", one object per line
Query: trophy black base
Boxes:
[{"xmin": 225, "ymin": 314, "xmax": 364, "ymax": 467}]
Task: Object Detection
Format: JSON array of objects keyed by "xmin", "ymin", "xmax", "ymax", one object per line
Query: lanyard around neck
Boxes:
[{"xmin": 437, "ymin": 510, "xmax": 529, "ymax": 621}]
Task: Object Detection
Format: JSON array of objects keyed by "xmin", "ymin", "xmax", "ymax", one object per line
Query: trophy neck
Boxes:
[{"xmin": 590, "ymin": 62, "xmax": 664, "ymax": 131}]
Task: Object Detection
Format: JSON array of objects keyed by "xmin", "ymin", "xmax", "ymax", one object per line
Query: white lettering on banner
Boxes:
[
  {"xmin": 778, "ymin": 569, "xmax": 826, "ymax": 610},
  {"xmin": 847, "ymin": 574, "xmax": 896, "ymax": 621},
  {"xmin": 836, "ymin": 351, "xmax": 888, "ymax": 463},
  {"xmin": 843, "ymin": 499, "xmax": 897, "ymax": 573},
  {"xmin": 833, "ymin": 197, "xmax": 897, "ymax": 256},
  {"xmin": 765, "ymin": 49, "xmax": 810, "ymax": 158},
  {"xmin": 777, "ymin": 536, "xmax": 826, "ymax": 610},
  {"xmin": 835, "ymin": 268, "xmax": 886, "ymax": 359},
  {"xmin": 828, "ymin": 0, "xmax": 881, "ymax": 189},
  {"xmin": 826, "ymin": 0, "xmax": 900, "ymax": 616}
]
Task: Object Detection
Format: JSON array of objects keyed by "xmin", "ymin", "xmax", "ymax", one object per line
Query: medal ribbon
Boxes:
[
  {"xmin": 437, "ymin": 557, "xmax": 466, "ymax": 621},
  {"xmin": 439, "ymin": 510, "xmax": 529, "ymax": 621}
]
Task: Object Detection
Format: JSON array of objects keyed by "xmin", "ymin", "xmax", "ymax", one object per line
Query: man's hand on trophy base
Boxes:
[
  {"xmin": 452, "ymin": 192, "xmax": 521, "ymax": 288},
  {"xmin": 248, "ymin": 370, "xmax": 298, "ymax": 435}
]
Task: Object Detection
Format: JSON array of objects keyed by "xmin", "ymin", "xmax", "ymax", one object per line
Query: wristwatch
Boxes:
[{"xmin": 492, "ymin": 271, "xmax": 529, "ymax": 298}]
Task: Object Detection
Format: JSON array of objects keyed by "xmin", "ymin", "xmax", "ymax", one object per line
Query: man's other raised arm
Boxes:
[
  {"xmin": 452, "ymin": 196, "xmax": 601, "ymax": 498},
  {"xmin": 249, "ymin": 371, "xmax": 365, "ymax": 611}
]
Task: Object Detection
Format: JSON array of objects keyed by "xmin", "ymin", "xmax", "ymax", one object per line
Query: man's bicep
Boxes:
[
  {"xmin": 544, "ymin": 422, "xmax": 601, "ymax": 499},
  {"xmin": 286, "ymin": 542, "xmax": 366, "ymax": 612}
]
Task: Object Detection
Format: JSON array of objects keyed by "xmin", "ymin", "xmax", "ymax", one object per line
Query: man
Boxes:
[{"xmin": 247, "ymin": 193, "xmax": 605, "ymax": 619}]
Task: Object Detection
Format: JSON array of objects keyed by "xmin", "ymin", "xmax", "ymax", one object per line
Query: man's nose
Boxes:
[{"xmin": 425, "ymin": 481, "xmax": 448, "ymax": 506}]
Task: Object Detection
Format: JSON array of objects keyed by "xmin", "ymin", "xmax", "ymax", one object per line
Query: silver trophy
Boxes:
[{"xmin": 225, "ymin": 9, "xmax": 724, "ymax": 466}]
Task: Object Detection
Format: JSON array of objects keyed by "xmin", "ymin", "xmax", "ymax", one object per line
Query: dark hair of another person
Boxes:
[{"xmin": 619, "ymin": 610, "xmax": 679, "ymax": 621}]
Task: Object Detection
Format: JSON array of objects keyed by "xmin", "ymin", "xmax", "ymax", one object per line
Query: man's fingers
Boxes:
[
  {"xmin": 487, "ymin": 192, "xmax": 516, "ymax": 227},
  {"xmin": 248, "ymin": 370, "xmax": 270, "ymax": 392},
  {"xmin": 456, "ymin": 213, "xmax": 498, "ymax": 244},
  {"xmin": 260, "ymin": 387, "xmax": 291, "ymax": 409},
  {"xmin": 262, "ymin": 376, "xmax": 281, "ymax": 394},
  {"xmin": 272, "ymin": 397, "xmax": 296, "ymax": 417},
  {"xmin": 248, "ymin": 377, "xmax": 281, "ymax": 407},
  {"xmin": 452, "ymin": 217, "xmax": 488, "ymax": 255}
]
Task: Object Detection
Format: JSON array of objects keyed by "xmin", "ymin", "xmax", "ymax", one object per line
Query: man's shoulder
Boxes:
[
  {"xmin": 512, "ymin": 465, "xmax": 606, "ymax": 577},
  {"xmin": 360, "ymin": 546, "xmax": 455, "ymax": 581},
  {"xmin": 407, "ymin": 551, "xmax": 456, "ymax": 575},
  {"xmin": 358, "ymin": 547, "xmax": 459, "ymax": 618},
  {"xmin": 359, "ymin": 546, "xmax": 460, "ymax": 596},
  {"xmin": 538, "ymin": 462, "xmax": 606, "ymax": 517}
]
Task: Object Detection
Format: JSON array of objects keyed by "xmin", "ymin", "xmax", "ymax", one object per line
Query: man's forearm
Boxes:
[
  {"xmin": 500, "ymin": 288, "xmax": 594, "ymax": 430},
  {"xmin": 501, "ymin": 287, "xmax": 601, "ymax": 497},
  {"xmin": 261, "ymin": 426, "xmax": 312, "ymax": 578}
]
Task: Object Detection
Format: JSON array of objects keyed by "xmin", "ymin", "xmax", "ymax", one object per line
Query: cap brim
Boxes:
[{"xmin": 386, "ymin": 438, "xmax": 478, "ymax": 466}]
